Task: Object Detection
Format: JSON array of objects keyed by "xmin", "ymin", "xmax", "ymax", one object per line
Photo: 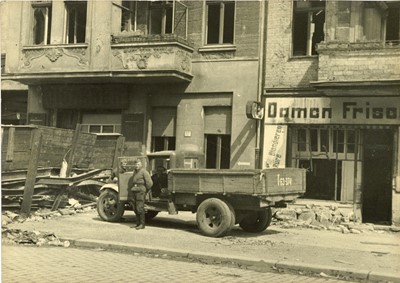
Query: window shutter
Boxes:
[
  {"xmin": 204, "ymin": 107, "xmax": 231, "ymax": 135},
  {"xmin": 152, "ymin": 107, "xmax": 176, "ymax": 137}
]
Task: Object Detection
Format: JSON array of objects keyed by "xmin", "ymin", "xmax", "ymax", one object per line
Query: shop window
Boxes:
[
  {"xmin": 206, "ymin": 1, "xmax": 235, "ymax": 45},
  {"xmin": 149, "ymin": 1, "xmax": 173, "ymax": 35},
  {"xmin": 292, "ymin": 0, "xmax": 325, "ymax": 56},
  {"xmin": 291, "ymin": 127, "xmax": 362, "ymax": 201},
  {"xmin": 386, "ymin": 4, "xmax": 400, "ymax": 45},
  {"xmin": 205, "ymin": 134, "xmax": 230, "ymax": 169},
  {"xmin": 32, "ymin": 2, "xmax": 52, "ymax": 45},
  {"xmin": 120, "ymin": 1, "xmax": 137, "ymax": 32},
  {"xmin": 65, "ymin": 1, "xmax": 87, "ymax": 44}
]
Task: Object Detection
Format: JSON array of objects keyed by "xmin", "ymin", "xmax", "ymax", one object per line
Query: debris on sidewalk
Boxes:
[
  {"xmin": 2, "ymin": 227, "xmax": 70, "ymax": 247},
  {"xmin": 272, "ymin": 205, "xmax": 399, "ymax": 234},
  {"xmin": 1, "ymin": 202, "xmax": 97, "ymax": 227}
]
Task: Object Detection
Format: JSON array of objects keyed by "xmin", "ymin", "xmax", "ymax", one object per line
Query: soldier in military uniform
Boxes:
[{"xmin": 130, "ymin": 159, "xmax": 153, "ymax": 230}]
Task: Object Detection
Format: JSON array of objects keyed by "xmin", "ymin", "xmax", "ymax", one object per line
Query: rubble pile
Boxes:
[
  {"xmin": 272, "ymin": 205, "xmax": 396, "ymax": 234},
  {"xmin": 2, "ymin": 227, "xmax": 70, "ymax": 247},
  {"xmin": 2, "ymin": 202, "xmax": 96, "ymax": 226},
  {"xmin": 2, "ymin": 203, "xmax": 96, "ymax": 246}
]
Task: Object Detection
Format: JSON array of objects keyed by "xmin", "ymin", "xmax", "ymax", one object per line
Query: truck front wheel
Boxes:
[
  {"xmin": 196, "ymin": 198, "xmax": 233, "ymax": 237},
  {"xmin": 239, "ymin": 207, "xmax": 272, "ymax": 233},
  {"xmin": 97, "ymin": 189, "xmax": 124, "ymax": 222}
]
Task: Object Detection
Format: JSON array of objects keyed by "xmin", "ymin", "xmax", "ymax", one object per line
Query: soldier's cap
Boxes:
[{"xmin": 132, "ymin": 158, "xmax": 141, "ymax": 164}]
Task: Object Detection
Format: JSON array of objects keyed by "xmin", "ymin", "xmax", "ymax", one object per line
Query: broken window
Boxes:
[
  {"xmin": 149, "ymin": 1, "xmax": 173, "ymax": 35},
  {"xmin": 292, "ymin": 0, "xmax": 325, "ymax": 56},
  {"xmin": 120, "ymin": 1, "xmax": 137, "ymax": 32},
  {"xmin": 32, "ymin": 2, "xmax": 52, "ymax": 45},
  {"xmin": 65, "ymin": 0, "xmax": 87, "ymax": 44},
  {"xmin": 206, "ymin": 1, "xmax": 235, "ymax": 45},
  {"xmin": 385, "ymin": 2, "xmax": 400, "ymax": 45},
  {"xmin": 290, "ymin": 126, "xmax": 362, "ymax": 201}
]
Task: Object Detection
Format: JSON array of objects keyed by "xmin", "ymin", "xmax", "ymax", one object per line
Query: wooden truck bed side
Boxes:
[{"xmin": 168, "ymin": 168, "xmax": 306, "ymax": 200}]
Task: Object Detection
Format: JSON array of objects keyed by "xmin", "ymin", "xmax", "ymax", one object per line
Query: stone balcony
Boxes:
[
  {"xmin": 110, "ymin": 34, "xmax": 193, "ymax": 83},
  {"xmin": 8, "ymin": 34, "xmax": 193, "ymax": 85}
]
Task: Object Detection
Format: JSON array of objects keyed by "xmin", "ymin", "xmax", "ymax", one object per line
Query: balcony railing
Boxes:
[{"xmin": 111, "ymin": 33, "xmax": 193, "ymax": 47}]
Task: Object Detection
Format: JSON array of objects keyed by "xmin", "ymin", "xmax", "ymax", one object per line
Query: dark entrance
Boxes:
[{"xmin": 362, "ymin": 129, "xmax": 393, "ymax": 224}]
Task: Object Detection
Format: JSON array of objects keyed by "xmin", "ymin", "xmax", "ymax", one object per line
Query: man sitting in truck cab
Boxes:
[{"xmin": 151, "ymin": 166, "xmax": 168, "ymax": 198}]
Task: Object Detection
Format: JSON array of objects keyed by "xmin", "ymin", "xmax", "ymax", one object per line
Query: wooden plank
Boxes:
[
  {"xmin": 6, "ymin": 127, "xmax": 15, "ymax": 161},
  {"xmin": 20, "ymin": 129, "xmax": 42, "ymax": 216}
]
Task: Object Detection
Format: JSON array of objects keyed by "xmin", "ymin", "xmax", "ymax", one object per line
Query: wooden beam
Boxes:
[
  {"xmin": 20, "ymin": 129, "xmax": 42, "ymax": 217},
  {"xmin": 66, "ymin": 123, "xmax": 81, "ymax": 177}
]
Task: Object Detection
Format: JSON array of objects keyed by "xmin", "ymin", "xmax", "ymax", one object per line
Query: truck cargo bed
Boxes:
[{"xmin": 168, "ymin": 168, "xmax": 306, "ymax": 201}]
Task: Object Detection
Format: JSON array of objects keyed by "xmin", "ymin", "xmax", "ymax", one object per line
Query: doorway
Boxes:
[{"xmin": 362, "ymin": 129, "xmax": 393, "ymax": 224}]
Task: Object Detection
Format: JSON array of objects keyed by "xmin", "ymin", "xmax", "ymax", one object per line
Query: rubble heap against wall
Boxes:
[{"xmin": 273, "ymin": 205, "xmax": 400, "ymax": 234}]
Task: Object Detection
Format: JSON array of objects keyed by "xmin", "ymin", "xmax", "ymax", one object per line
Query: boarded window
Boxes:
[{"xmin": 121, "ymin": 113, "xmax": 144, "ymax": 142}]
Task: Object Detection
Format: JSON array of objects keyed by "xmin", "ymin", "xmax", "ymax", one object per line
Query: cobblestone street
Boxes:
[{"xmin": 2, "ymin": 245, "xmax": 352, "ymax": 283}]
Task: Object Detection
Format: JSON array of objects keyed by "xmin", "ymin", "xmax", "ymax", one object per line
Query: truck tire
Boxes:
[
  {"xmin": 196, "ymin": 198, "xmax": 233, "ymax": 237},
  {"xmin": 225, "ymin": 201, "xmax": 236, "ymax": 233},
  {"xmin": 97, "ymin": 189, "xmax": 124, "ymax": 222},
  {"xmin": 145, "ymin": 210, "xmax": 159, "ymax": 221},
  {"xmin": 239, "ymin": 207, "xmax": 272, "ymax": 233}
]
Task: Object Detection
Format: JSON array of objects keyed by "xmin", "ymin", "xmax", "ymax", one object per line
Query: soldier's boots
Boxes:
[{"xmin": 135, "ymin": 213, "xmax": 145, "ymax": 230}]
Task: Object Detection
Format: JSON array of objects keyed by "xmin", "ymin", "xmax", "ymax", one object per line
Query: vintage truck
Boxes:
[{"xmin": 97, "ymin": 150, "xmax": 306, "ymax": 237}]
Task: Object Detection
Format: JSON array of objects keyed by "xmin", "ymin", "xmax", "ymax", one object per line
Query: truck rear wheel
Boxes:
[
  {"xmin": 239, "ymin": 207, "xmax": 272, "ymax": 233},
  {"xmin": 97, "ymin": 189, "xmax": 124, "ymax": 222},
  {"xmin": 196, "ymin": 198, "xmax": 233, "ymax": 237}
]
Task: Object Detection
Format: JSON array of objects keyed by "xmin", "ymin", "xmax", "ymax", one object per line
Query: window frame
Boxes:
[
  {"xmin": 120, "ymin": 1, "xmax": 138, "ymax": 32},
  {"xmin": 292, "ymin": 0, "xmax": 325, "ymax": 57},
  {"xmin": 64, "ymin": 0, "xmax": 87, "ymax": 44},
  {"xmin": 205, "ymin": 1, "xmax": 235, "ymax": 45},
  {"xmin": 149, "ymin": 1, "xmax": 174, "ymax": 36},
  {"xmin": 32, "ymin": 1, "xmax": 52, "ymax": 45}
]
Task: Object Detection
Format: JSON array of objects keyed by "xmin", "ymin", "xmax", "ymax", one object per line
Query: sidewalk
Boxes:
[{"xmin": 4, "ymin": 209, "xmax": 400, "ymax": 282}]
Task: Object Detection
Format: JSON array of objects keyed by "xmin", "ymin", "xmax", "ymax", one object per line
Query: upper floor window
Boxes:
[
  {"xmin": 120, "ymin": 1, "xmax": 137, "ymax": 32},
  {"xmin": 292, "ymin": 0, "xmax": 325, "ymax": 56},
  {"xmin": 32, "ymin": 1, "xmax": 52, "ymax": 45},
  {"xmin": 149, "ymin": 1, "xmax": 173, "ymax": 35},
  {"xmin": 386, "ymin": 2, "xmax": 400, "ymax": 45},
  {"xmin": 206, "ymin": 1, "xmax": 235, "ymax": 45},
  {"xmin": 65, "ymin": 0, "xmax": 87, "ymax": 44}
]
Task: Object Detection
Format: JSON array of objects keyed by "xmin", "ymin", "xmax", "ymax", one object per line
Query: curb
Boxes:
[{"xmin": 61, "ymin": 237, "xmax": 400, "ymax": 283}]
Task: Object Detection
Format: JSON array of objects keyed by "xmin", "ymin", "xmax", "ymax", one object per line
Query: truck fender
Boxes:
[{"xmin": 99, "ymin": 183, "xmax": 119, "ymax": 193}]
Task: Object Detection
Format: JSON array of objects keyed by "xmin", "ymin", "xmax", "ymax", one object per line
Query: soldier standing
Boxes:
[{"xmin": 130, "ymin": 159, "xmax": 153, "ymax": 230}]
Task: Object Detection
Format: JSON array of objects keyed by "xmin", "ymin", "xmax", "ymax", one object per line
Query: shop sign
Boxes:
[
  {"xmin": 264, "ymin": 97, "xmax": 400, "ymax": 125},
  {"xmin": 263, "ymin": 125, "xmax": 287, "ymax": 169}
]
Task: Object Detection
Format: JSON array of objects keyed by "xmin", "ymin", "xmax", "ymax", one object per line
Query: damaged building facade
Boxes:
[
  {"xmin": 1, "ymin": 0, "xmax": 400, "ymax": 225},
  {"xmin": 263, "ymin": 0, "xmax": 400, "ymax": 225},
  {"xmin": 2, "ymin": 0, "xmax": 264, "ymax": 171}
]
